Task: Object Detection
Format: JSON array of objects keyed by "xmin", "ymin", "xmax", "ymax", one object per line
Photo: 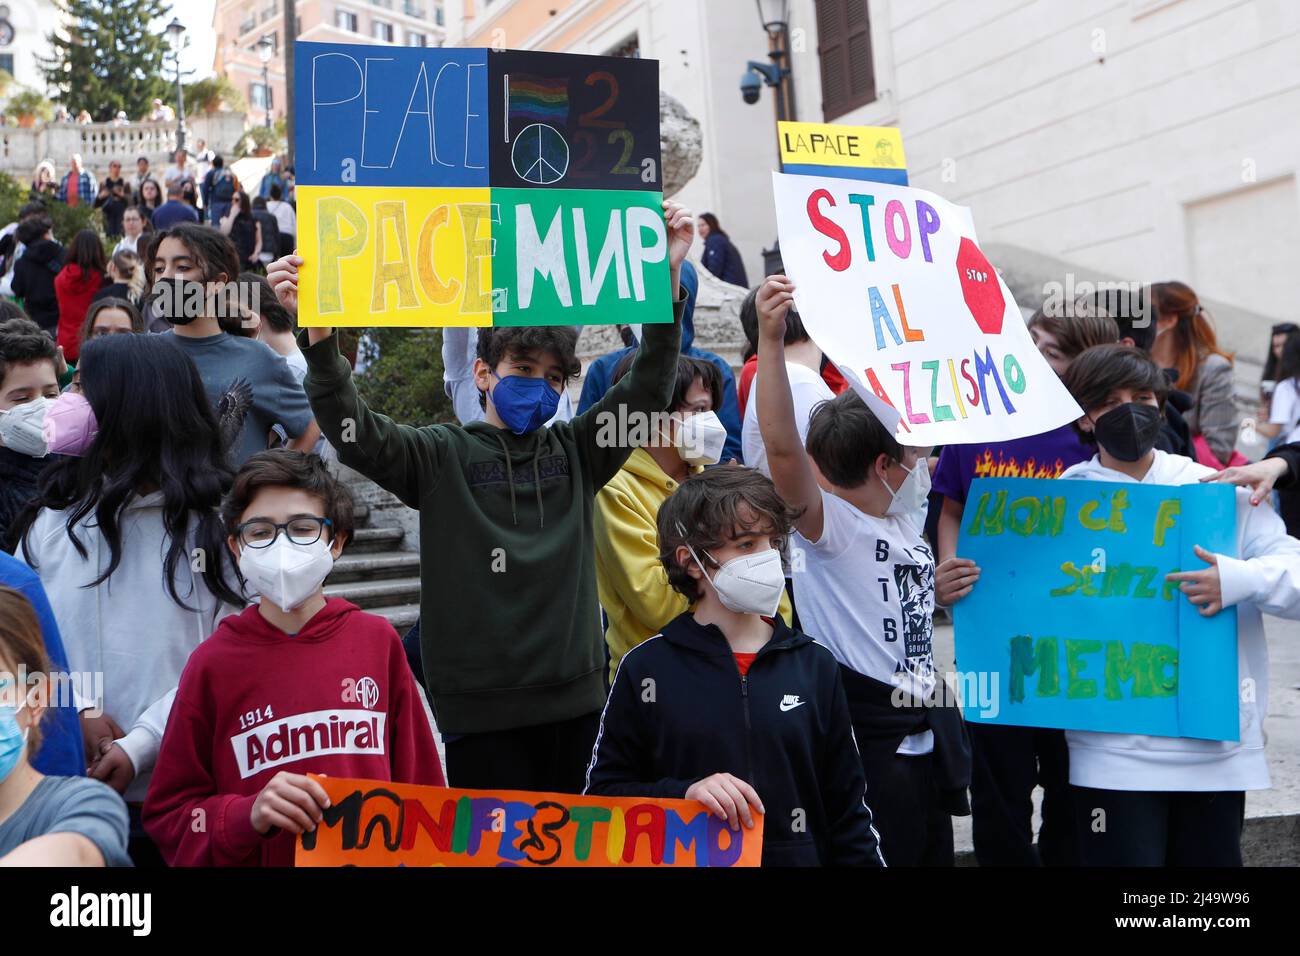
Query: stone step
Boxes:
[
  {"xmin": 327, "ymin": 550, "xmax": 420, "ymax": 583},
  {"xmin": 324, "ymin": 575, "xmax": 420, "ymax": 609},
  {"xmin": 368, "ymin": 603, "xmax": 420, "ymax": 633},
  {"xmin": 351, "ymin": 500, "xmax": 370, "ymax": 523},
  {"xmin": 347, "ymin": 526, "xmax": 405, "ymax": 553}
]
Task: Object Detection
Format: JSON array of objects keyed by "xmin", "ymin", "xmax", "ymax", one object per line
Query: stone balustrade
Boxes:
[{"xmin": 0, "ymin": 113, "xmax": 249, "ymax": 177}]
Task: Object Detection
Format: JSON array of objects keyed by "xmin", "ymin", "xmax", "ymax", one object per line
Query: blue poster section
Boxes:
[
  {"xmin": 953, "ymin": 477, "xmax": 1239, "ymax": 741},
  {"xmin": 294, "ymin": 42, "xmax": 489, "ymax": 187}
]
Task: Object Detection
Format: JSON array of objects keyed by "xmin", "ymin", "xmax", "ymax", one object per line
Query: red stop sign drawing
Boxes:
[{"xmin": 956, "ymin": 238, "xmax": 1005, "ymax": 335}]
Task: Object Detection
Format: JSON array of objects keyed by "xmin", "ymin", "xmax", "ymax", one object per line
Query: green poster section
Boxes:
[{"xmin": 491, "ymin": 187, "xmax": 671, "ymax": 327}]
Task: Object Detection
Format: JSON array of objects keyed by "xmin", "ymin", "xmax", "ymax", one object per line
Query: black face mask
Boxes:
[
  {"xmin": 1091, "ymin": 402, "xmax": 1162, "ymax": 462},
  {"xmin": 147, "ymin": 277, "xmax": 203, "ymax": 326}
]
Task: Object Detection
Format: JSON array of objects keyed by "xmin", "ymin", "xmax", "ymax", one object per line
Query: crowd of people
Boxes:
[{"xmin": 0, "ymin": 195, "xmax": 1298, "ymax": 870}]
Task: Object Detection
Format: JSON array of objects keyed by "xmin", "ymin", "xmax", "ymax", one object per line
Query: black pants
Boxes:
[
  {"xmin": 444, "ymin": 710, "xmax": 603, "ymax": 794},
  {"xmin": 969, "ymin": 723, "xmax": 1078, "ymax": 866},
  {"xmin": 1072, "ymin": 787, "xmax": 1244, "ymax": 866},
  {"xmin": 857, "ymin": 747, "xmax": 954, "ymax": 866}
]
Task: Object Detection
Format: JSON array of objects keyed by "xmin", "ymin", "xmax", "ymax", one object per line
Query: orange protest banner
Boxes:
[{"xmin": 294, "ymin": 776, "xmax": 764, "ymax": 867}]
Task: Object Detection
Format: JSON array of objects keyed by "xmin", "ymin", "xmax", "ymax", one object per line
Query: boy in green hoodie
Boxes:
[{"xmin": 266, "ymin": 201, "xmax": 693, "ymax": 793}]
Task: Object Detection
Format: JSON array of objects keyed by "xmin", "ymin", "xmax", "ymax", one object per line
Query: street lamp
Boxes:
[
  {"xmin": 258, "ymin": 35, "xmax": 274, "ymax": 130},
  {"xmin": 746, "ymin": 0, "xmax": 796, "ymax": 275},
  {"xmin": 742, "ymin": 0, "xmax": 796, "ymax": 130},
  {"xmin": 166, "ymin": 16, "xmax": 187, "ymax": 152}
]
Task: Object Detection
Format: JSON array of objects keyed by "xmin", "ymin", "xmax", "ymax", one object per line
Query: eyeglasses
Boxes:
[{"xmin": 236, "ymin": 516, "xmax": 332, "ymax": 549}]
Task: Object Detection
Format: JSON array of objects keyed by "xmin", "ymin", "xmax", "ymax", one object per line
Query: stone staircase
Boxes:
[{"xmin": 323, "ymin": 499, "xmax": 421, "ymax": 632}]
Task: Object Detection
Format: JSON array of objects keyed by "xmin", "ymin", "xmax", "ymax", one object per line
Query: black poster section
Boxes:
[{"xmin": 487, "ymin": 49, "xmax": 662, "ymax": 192}]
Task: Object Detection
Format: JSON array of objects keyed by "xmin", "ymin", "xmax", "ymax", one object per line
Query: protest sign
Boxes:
[
  {"xmin": 295, "ymin": 776, "xmax": 764, "ymax": 867},
  {"xmin": 778, "ymin": 121, "xmax": 907, "ymax": 184},
  {"xmin": 953, "ymin": 477, "xmax": 1239, "ymax": 741},
  {"xmin": 771, "ymin": 171, "xmax": 1082, "ymax": 445},
  {"xmin": 294, "ymin": 42, "xmax": 668, "ymax": 328}
]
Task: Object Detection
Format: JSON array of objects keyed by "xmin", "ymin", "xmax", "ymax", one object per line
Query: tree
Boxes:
[
  {"xmin": 40, "ymin": 0, "xmax": 173, "ymax": 121},
  {"xmin": 184, "ymin": 75, "xmax": 246, "ymax": 116}
]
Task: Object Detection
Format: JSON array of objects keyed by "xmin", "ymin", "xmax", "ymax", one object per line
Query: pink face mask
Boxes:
[{"xmin": 43, "ymin": 391, "xmax": 99, "ymax": 457}]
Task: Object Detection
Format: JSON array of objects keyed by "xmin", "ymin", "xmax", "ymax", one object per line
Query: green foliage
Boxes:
[
  {"xmin": 6, "ymin": 88, "xmax": 53, "ymax": 121},
  {"xmin": 184, "ymin": 74, "xmax": 246, "ymax": 115},
  {"xmin": 353, "ymin": 328, "xmax": 456, "ymax": 426},
  {"xmin": 0, "ymin": 171, "xmax": 28, "ymax": 226},
  {"xmin": 40, "ymin": 0, "xmax": 173, "ymax": 121},
  {"xmin": 0, "ymin": 170, "xmax": 108, "ymax": 247},
  {"xmin": 46, "ymin": 199, "xmax": 107, "ymax": 248},
  {"xmin": 240, "ymin": 124, "xmax": 285, "ymax": 157},
  {"xmin": 0, "ymin": 70, "xmax": 14, "ymax": 99}
]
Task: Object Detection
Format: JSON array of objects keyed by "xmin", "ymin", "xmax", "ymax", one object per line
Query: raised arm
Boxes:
[
  {"xmin": 754, "ymin": 275, "xmax": 824, "ymax": 542},
  {"xmin": 267, "ymin": 253, "xmax": 443, "ymax": 506}
]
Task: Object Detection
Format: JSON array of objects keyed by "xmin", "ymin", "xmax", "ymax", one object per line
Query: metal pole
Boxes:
[
  {"xmin": 174, "ymin": 50, "xmax": 186, "ymax": 152},
  {"xmin": 263, "ymin": 61, "xmax": 271, "ymax": 129},
  {"xmin": 781, "ymin": 22, "xmax": 797, "ymax": 123},
  {"xmin": 284, "ymin": 0, "xmax": 296, "ymax": 168}
]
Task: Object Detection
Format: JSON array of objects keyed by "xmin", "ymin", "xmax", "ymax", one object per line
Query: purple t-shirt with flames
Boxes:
[{"xmin": 932, "ymin": 423, "xmax": 1093, "ymax": 504}]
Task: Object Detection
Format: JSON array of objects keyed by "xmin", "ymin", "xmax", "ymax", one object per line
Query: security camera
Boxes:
[{"xmin": 740, "ymin": 70, "xmax": 762, "ymax": 104}]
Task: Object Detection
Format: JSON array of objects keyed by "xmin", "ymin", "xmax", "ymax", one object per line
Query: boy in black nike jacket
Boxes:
[{"xmin": 584, "ymin": 467, "xmax": 885, "ymax": 866}]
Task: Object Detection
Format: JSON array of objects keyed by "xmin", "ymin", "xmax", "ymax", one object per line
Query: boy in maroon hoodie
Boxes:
[{"xmin": 143, "ymin": 450, "xmax": 443, "ymax": 866}]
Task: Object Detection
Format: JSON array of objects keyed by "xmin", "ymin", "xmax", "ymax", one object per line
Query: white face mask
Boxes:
[
  {"xmin": 0, "ymin": 397, "xmax": 52, "ymax": 458},
  {"xmin": 238, "ymin": 536, "xmax": 335, "ymax": 612},
  {"xmin": 884, "ymin": 458, "xmax": 931, "ymax": 516},
  {"xmin": 676, "ymin": 410, "xmax": 727, "ymax": 466},
  {"xmin": 679, "ymin": 525, "xmax": 785, "ymax": 617}
]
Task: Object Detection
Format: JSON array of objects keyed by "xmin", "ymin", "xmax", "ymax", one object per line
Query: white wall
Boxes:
[
  {"xmin": 1, "ymin": 0, "xmax": 61, "ymax": 92},
  {"xmin": 779, "ymin": 0, "xmax": 1300, "ymax": 336}
]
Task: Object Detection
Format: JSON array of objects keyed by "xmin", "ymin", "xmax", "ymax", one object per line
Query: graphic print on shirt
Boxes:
[
  {"xmin": 972, "ymin": 449, "xmax": 1068, "ymax": 480},
  {"xmin": 231, "ymin": 708, "xmax": 389, "ymax": 779},
  {"xmin": 875, "ymin": 537, "xmax": 935, "ymax": 690}
]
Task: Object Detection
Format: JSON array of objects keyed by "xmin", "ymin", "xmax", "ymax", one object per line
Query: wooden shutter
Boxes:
[{"xmin": 816, "ymin": 0, "xmax": 876, "ymax": 120}]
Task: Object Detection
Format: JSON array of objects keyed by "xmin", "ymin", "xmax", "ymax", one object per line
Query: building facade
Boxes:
[
  {"xmin": 0, "ymin": 0, "xmax": 64, "ymax": 92},
  {"xmin": 438, "ymin": 0, "xmax": 1297, "ymax": 357},
  {"xmin": 212, "ymin": 0, "xmax": 449, "ymax": 129}
]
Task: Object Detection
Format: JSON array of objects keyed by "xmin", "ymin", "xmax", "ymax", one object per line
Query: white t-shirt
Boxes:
[
  {"xmin": 793, "ymin": 489, "xmax": 937, "ymax": 754},
  {"xmin": 742, "ymin": 362, "xmax": 834, "ymax": 476},
  {"xmin": 1269, "ymin": 379, "xmax": 1300, "ymax": 443},
  {"xmin": 267, "ymin": 199, "xmax": 297, "ymax": 239}
]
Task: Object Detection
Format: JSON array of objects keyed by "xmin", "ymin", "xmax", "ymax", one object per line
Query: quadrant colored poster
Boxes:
[
  {"xmin": 953, "ymin": 478, "xmax": 1240, "ymax": 741},
  {"xmin": 294, "ymin": 776, "xmax": 764, "ymax": 867},
  {"xmin": 293, "ymin": 42, "xmax": 669, "ymax": 328}
]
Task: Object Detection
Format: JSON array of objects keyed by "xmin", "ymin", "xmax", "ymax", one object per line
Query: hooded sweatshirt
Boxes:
[
  {"xmin": 594, "ymin": 446, "xmax": 792, "ymax": 682},
  {"xmin": 18, "ymin": 491, "xmax": 242, "ymax": 801},
  {"xmin": 54, "ymin": 262, "xmax": 107, "ymax": 362},
  {"xmin": 299, "ymin": 295, "xmax": 684, "ymax": 735},
  {"xmin": 585, "ymin": 612, "xmax": 885, "ymax": 866},
  {"xmin": 10, "ymin": 238, "xmax": 64, "ymax": 333},
  {"xmin": 1059, "ymin": 449, "xmax": 1300, "ymax": 791},
  {"xmin": 143, "ymin": 598, "xmax": 444, "ymax": 866}
]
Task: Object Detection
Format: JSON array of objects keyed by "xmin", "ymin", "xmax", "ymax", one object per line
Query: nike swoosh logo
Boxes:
[{"xmin": 779, "ymin": 700, "xmax": 806, "ymax": 712}]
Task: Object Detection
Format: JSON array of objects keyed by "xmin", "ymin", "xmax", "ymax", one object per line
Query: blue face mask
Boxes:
[
  {"xmin": 0, "ymin": 700, "xmax": 29, "ymax": 785},
  {"xmin": 489, "ymin": 373, "xmax": 561, "ymax": 436}
]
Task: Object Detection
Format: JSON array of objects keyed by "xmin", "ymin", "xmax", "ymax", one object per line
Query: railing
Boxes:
[{"xmin": 0, "ymin": 115, "xmax": 249, "ymax": 174}]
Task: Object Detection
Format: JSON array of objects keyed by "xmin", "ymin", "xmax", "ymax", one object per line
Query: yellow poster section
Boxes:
[
  {"xmin": 296, "ymin": 185, "xmax": 495, "ymax": 328},
  {"xmin": 778, "ymin": 121, "xmax": 907, "ymax": 171}
]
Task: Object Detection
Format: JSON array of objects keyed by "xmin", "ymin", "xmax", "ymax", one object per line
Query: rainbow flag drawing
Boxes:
[{"xmin": 508, "ymin": 74, "xmax": 569, "ymax": 125}]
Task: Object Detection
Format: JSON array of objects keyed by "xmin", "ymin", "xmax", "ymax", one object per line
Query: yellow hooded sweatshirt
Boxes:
[{"xmin": 594, "ymin": 447, "xmax": 793, "ymax": 683}]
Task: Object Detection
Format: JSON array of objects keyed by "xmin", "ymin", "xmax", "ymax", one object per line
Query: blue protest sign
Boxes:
[{"xmin": 954, "ymin": 477, "xmax": 1239, "ymax": 741}]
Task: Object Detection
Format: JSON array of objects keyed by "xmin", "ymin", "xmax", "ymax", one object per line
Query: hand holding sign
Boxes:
[
  {"xmin": 756, "ymin": 274, "xmax": 796, "ymax": 339},
  {"xmin": 685, "ymin": 772, "xmax": 765, "ymax": 831},
  {"xmin": 1166, "ymin": 544, "xmax": 1223, "ymax": 616},
  {"xmin": 663, "ymin": 199, "xmax": 696, "ymax": 296},
  {"xmin": 252, "ymin": 771, "xmax": 332, "ymax": 835},
  {"xmin": 936, "ymin": 556, "xmax": 980, "ymax": 606}
]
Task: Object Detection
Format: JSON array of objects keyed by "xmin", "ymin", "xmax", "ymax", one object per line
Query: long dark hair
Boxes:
[
  {"xmin": 15, "ymin": 334, "xmax": 242, "ymax": 609},
  {"xmin": 1278, "ymin": 332, "xmax": 1300, "ymax": 386},
  {"xmin": 1263, "ymin": 323, "xmax": 1300, "ymax": 381},
  {"xmin": 700, "ymin": 212, "xmax": 727, "ymax": 238},
  {"xmin": 66, "ymin": 229, "xmax": 106, "ymax": 275}
]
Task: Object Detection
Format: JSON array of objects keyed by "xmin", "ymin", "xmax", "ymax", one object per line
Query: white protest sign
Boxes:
[{"xmin": 771, "ymin": 171, "xmax": 1082, "ymax": 446}]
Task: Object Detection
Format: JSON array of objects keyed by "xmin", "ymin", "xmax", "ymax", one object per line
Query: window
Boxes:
[
  {"xmin": 0, "ymin": 54, "xmax": 12, "ymax": 77},
  {"xmin": 408, "ymin": 31, "xmax": 427, "ymax": 47},
  {"xmin": 435, "ymin": 5, "xmax": 444, "ymax": 26},
  {"xmin": 336, "ymin": 9, "xmax": 358, "ymax": 32},
  {"xmin": 260, "ymin": 0, "xmax": 277, "ymax": 23},
  {"xmin": 251, "ymin": 83, "xmax": 274, "ymax": 111},
  {"xmin": 816, "ymin": 0, "xmax": 875, "ymax": 120},
  {"xmin": 263, "ymin": 32, "xmax": 278, "ymax": 55},
  {"xmin": 403, "ymin": 1, "xmax": 426, "ymax": 17},
  {"xmin": 372, "ymin": 19, "xmax": 394, "ymax": 42},
  {"xmin": 239, "ymin": 5, "xmax": 257, "ymax": 34}
]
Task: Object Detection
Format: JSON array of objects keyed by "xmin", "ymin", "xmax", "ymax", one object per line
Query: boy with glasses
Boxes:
[{"xmin": 143, "ymin": 450, "xmax": 443, "ymax": 866}]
